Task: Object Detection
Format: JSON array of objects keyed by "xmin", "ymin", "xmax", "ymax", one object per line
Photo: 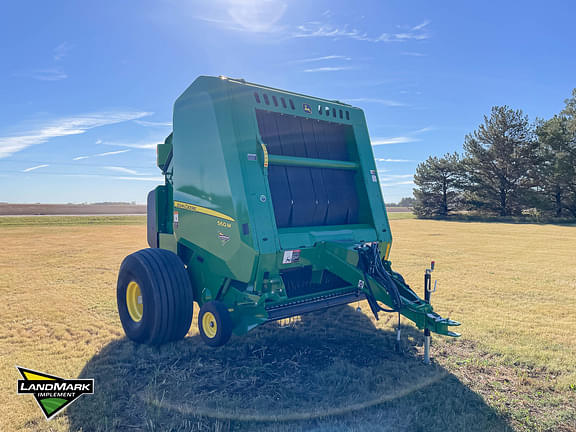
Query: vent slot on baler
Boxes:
[{"xmin": 256, "ymin": 109, "xmax": 360, "ymax": 228}]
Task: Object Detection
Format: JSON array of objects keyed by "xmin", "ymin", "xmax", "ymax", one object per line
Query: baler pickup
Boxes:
[{"xmin": 116, "ymin": 76, "xmax": 460, "ymax": 352}]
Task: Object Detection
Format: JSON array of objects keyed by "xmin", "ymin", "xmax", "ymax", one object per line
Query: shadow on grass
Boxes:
[{"xmin": 68, "ymin": 306, "xmax": 511, "ymax": 432}]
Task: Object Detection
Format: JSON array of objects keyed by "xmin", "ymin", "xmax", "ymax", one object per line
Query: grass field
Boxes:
[{"xmin": 0, "ymin": 215, "xmax": 574, "ymax": 431}]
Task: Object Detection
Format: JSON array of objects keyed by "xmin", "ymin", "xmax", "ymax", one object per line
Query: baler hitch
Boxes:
[{"xmin": 354, "ymin": 243, "xmax": 460, "ymax": 361}]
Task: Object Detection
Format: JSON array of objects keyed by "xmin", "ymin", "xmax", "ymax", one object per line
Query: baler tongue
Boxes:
[
  {"xmin": 297, "ymin": 241, "xmax": 460, "ymax": 339},
  {"xmin": 425, "ymin": 313, "xmax": 461, "ymax": 337},
  {"xmin": 356, "ymin": 243, "xmax": 461, "ymax": 338}
]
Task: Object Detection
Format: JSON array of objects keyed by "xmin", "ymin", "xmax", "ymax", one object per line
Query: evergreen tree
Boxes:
[
  {"xmin": 559, "ymin": 89, "xmax": 576, "ymax": 217},
  {"xmin": 535, "ymin": 115, "xmax": 575, "ymax": 216},
  {"xmin": 463, "ymin": 106, "xmax": 538, "ymax": 216},
  {"xmin": 398, "ymin": 196, "xmax": 416, "ymax": 207},
  {"xmin": 413, "ymin": 153, "xmax": 464, "ymax": 217}
]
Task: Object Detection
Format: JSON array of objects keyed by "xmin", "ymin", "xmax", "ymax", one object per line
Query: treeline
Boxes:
[{"xmin": 413, "ymin": 89, "xmax": 576, "ymax": 219}]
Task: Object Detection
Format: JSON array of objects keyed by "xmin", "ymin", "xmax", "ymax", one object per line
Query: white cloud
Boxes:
[
  {"xmin": 22, "ymin": 164, "xmax": 49, "ymax": 172},
  {"xmin": 0, "ymin": 111, "xmax": 151, "ymax": 159},
  {"xmin": 53, "ymin": 42, "xmax": 73, "ymax": 61},
  {"xmin": 73, "ymin": 149, "xmax": 131, "ymax": 161},
  {"xmin": 97, "ymin": 150, "xmax": 132, "ymax": 157},
  {"xmin": 380, "ymin": 174, "xmax": 414, "ymax": 180},
  {"xmin": 371, "ymin": 126, "xmax": 433, "ymax": 146},
  {"xmin": 344, "ymin": 98, "xmax": 406, "ymax": 107},
  {"xmin": 292, "ymin": 20, "xmax": 430, "ymax": 43},
  {"xmin": 401, "ymin": 51, "xmax": 427, "ymax": 57},
  {"xmin": 191, "ymin": 5, "xmax": 430, "ymax": 44},
  {"xmin": 411, "ymin": 20, "xmax": 430, "ymax": 31},
  {"xmin": 99, "ymin": 139, "xmax": 160, "ymax": 150},
  {"xmin": 104, "ymin": 166, "xmax": 139, "ymax": 175},
  {"xmin": 381, "ymin": 180, "xmax": 415, "ymax": 187},
  {"xmin": 304, "ymin": 66, "xmax": 356, "ymax": 73},
  {"xmin": 372, "ymin": 137, "xmax": 419, "ymax": 145},
  {"xmin": 376, "ymin": 158, "xmax": 415, "ymax": 162},
  {"xmin": 27, "ymin": 68, "xmax": 68, "ymax": 81},
  {"xmin": 412, "ymin": 126, "xmax": 434, "ymax": 134},
  {"xmin": 290, "ymin": 55, "xmax": 351, "ymax": 63},
  {"xmin": 113, "ymin": 176, "xmax": 164, "ymax": 182},
  {"xmin": 133, "ymin": 120, "xmax": 172, "ymax": 127}
]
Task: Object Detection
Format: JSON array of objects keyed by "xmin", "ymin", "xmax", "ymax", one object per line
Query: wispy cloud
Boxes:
[
  {"xmin": 104, "ymin": 166, "xmax": 139, "ymax": 175},
  {"xmin": 376, "ymin": 158, "xmax": 415, "ymax": 162},
  {"xmin": 372, "ymin": 137, "xmax": 419, "ymax": 145},
  {"xmin": 292, "ymin": 20, "xmax": 431, "ymax": 43},
  {"xmin": 290, "ymin": 55, "xmax": 351, "ymax": 64},
  {"xmin": 99, "ymin": 139, "xmax": 160, "ymax": 150},
  {"xmin": 22, "ymin": 164, "xmax": 49, "ymax": 172},
  {"xmin": 381, "ymin": 180, "xmax": 415, "ymax": 187},
  {"xmin": 380, "ymin": 174, "xmax": 414, "ymax": 180},
  {"xmin": 401, "ymin": 51, "xmax": 427, "ymax": 57},
  {"xmin": 133, "ymin": 120, "xmax": 172, "ymax": 127},
  {"xmin": 113, "ymin": 176, "xmax": 164, "ymax": 182},
  {"xmin": 25, "ymin": 68, "xmax": 68, "ymax": 81},
  {"xmin": 191, "ymin": 4, "xmax": 430, "ymax": 44},
  {"xmin": 344, "ymin": 98, "xmax": 406, "ymax": 107},
  {"xmin": 0, "ymin": 111, "xmax": 151, "ymax": 159},
  {"xmin": 304, "ymin": 66, "xmax": 356, "ymax": 73},
  {"xmin": 53, "ymin": 42, "xmax": 73, "ymax": 61},
  {"xmin": 412, "ymin": 126, "xmax": 434, "ymax": 134},
  {"xmin": 73, "ymin": 149, "xmax": 131, "ymax": 161},
  {"xmin": 371, "ymin": 125, "xmax": 434, "ymax": 146},
  {"xmin": 98, "ymin": 150, "xmax": 132, "ymax": 157},
  {"xmin": 410, "ymin": 21, "xmax": 430, "ymax": 31},
  {"xmin": 48, "ymin": 173, "xmax": 162, "ymax": 183}
]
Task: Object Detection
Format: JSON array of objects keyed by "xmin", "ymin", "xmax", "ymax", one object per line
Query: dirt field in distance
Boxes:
[{"xmin": 0, "ymin": 203, "xmax": 146, "ymax": 216}]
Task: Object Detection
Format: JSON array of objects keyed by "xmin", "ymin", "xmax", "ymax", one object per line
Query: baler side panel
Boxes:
[
  {"xmin": 172, "ymin": 83, "xmax": 257, "ymax": 285},
  {"xmin": 350, "ymin": 112, "xmax": 392, "ymax": 243}
]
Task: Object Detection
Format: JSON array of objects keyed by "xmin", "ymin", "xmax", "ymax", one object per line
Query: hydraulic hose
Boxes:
[{"xmin": 358, "ymin": 243, "xmax": 403, "ymax": 318}]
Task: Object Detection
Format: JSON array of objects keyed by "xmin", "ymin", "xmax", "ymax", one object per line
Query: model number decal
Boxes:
[{"xmin": 217, "ymin": 220, "xmax": 232, "ymax": 228}]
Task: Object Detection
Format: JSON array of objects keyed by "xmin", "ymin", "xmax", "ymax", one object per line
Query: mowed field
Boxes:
[{"xmin": 0, "ymin": 215, "xmax": 575, "ymax": 432}]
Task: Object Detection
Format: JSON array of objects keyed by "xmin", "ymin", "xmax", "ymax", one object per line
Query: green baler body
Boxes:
[{"xmin": 151, "ymin": 76, "xmax": 459, "ymax": 337}]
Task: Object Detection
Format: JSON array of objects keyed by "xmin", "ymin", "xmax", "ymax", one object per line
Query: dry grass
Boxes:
[{"xmin": 0, "ymin": 217, "xmax": 574, "ymax": 432}]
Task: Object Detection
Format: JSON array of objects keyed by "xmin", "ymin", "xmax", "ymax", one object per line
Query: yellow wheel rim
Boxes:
[
  {"xmin": 202, "ymin": 311, "xmax": 218, "ymax": 338},
  {"xmin": 126, "ymin": 281, "xmax": 143, "ymax": 322}
]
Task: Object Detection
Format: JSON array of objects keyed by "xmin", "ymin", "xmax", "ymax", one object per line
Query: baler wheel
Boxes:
[
  {"xmin": 117, "ymin": 248, "xmax": 193, "ymax": 345},
  {"xmin": 198, "ymin": 301, "xmax": 233, "ymax": 347}
]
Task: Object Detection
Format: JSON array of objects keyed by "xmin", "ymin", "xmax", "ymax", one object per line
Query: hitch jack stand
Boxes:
[
  {"xmin": 395, "ymin": 312, "xmax": 402, "ymax": 353},
  {"xmin": 423, "ymin": 261, "xmax": 436, "ymax": 365}
]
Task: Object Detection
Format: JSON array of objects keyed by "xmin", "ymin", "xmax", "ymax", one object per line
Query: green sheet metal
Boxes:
[{"xmin": 152, "ymin": 75, "xmax": 459, "ymax": 337}]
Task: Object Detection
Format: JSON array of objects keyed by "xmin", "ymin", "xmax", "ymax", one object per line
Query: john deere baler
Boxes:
[{"xmin": 116, "ymin": 76, "xmax": 460, "ymax": 348}]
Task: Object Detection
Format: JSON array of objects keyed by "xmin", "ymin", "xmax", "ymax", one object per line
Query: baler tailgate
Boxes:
[{"xmin": 256, "ymin": 109, "xmax": 360, "ymax": 228}]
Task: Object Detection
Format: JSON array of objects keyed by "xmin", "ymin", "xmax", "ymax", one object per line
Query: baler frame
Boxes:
[{"xmin": 118, "ymin": 75, "xmax": 460, "ymax": 350}]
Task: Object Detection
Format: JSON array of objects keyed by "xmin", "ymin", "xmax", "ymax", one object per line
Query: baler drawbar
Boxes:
[{"xmin": 116, "ymin": 76, "xmax": 460, "ymax": 351}]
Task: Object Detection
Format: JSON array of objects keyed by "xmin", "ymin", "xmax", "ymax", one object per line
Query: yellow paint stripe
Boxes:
[
  {"xmin": 261, "ymin": 143, "xmax": 269, "ymax": 168},
  {"xmin": 384, "ymin": 242, "xmax": 391, "ymax": 261},
  {"xmin": 174, "ymin": 201, "xmax": 235, "ymax": 222}
]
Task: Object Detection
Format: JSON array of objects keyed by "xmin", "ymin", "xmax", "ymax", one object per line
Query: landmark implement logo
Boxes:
[{"xmin": 16, "ymin": 366, "xmax": 94, "ymax": 420}]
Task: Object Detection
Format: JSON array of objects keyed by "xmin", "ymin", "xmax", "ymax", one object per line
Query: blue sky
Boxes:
[{"xmin": 1, "ymin": 0, "xmax": 574, "ymax": 204}]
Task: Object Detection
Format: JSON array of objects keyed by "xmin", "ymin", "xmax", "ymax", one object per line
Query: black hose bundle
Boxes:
[{"xmin": 358, "ymin": 243, "xmax": 403, "ymax": 318}]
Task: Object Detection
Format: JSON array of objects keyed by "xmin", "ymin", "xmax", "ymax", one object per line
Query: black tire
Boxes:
[
  {"xmin": 198, "ymin": 301, "xmax": 233, "ymax": 347},
  {"xmin": 117, "ymin": 248, "xmax": 193, "ymax": 345}
]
